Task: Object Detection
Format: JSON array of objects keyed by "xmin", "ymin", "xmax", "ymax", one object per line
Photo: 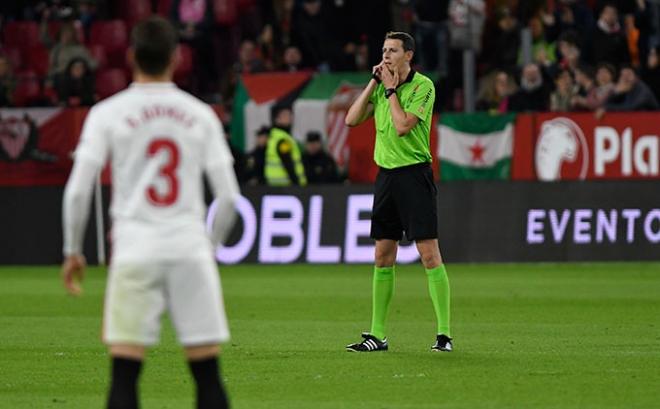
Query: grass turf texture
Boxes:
[{"xmin": 1, "ymin": 263, "xmax": 659, "ymax": 409}]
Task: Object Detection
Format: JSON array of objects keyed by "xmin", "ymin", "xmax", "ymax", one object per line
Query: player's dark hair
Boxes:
[
  {"xmin": 131, "ymin": 16, "xmax": 178, "ymax": 76},
  {"xmin": 385, "ymin": 31, "xmax": 415, "ymax": 52}
]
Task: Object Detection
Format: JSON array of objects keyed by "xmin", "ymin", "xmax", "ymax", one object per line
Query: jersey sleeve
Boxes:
[
  {"xmin": 74, "ymin": 106, "xmax": 110, "ymax": 166},
  {"xmin": 203, "ymin": 109, "xmax": 234, "ymax": 170},
  {"xmin": 405, "ymin": 80, "xmax": 435, "ymax": 122}
]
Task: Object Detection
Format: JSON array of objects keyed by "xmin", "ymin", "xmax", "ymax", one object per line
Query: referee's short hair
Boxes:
[
  {"xmin": 385, "ymin": 31, "xmax": 415, "ymax": 52},
  {"xmin": 131, "ymin": 16, "xmax": 178, "ymax": 76}
]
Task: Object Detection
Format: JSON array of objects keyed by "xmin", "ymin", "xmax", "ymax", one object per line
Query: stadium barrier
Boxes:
[
  {"xmin": 2, "ymin": 181, "xmax": 659, "ymax": 265},
  {"xmin": 2, "ymin": 107, "xmax": 660, "ymax": 185}
]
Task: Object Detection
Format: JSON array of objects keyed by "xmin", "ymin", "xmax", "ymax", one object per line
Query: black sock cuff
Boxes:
[
  {"xmin": 189, "ymin": 357, "xmax": 220, "ymax": 379},
  {"xmin": 112, "ymin": 357, "xmax": 143, "ymax": 378}
]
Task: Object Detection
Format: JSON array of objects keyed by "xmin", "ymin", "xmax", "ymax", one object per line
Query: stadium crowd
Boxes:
[{"xmin": 1, "ymin": 0, "xmax": 659, "ymax": 113}]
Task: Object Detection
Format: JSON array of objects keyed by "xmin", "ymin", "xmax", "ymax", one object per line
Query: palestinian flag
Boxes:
[
  {"xmin": 231, "ymin": 72, "xmax": 312, "ymax": 151},
  {"xmin": 438, "ymin": 113, "xmax": 515, "ymax": 181},
  {"xmin": 293, "ymin": 73, "xmax": 370, "ymax": 169}
]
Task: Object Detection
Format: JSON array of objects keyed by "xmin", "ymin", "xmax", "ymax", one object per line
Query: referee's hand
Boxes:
[
  {"xmin": 61, "ymin": 254, "xmax": 87, "ymax": 296},
  {"xmin": 372, "ymin": 61, "xmax": 384, "ymax": 82},
  {"xmin": 381, "ymin": 65, "xmax": 398, "ymax": 89}
]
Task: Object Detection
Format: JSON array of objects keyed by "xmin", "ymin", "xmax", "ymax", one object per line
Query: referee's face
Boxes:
[{"xmin": 382, "ymin": 39, "xmax": 409, "ymax": 72}]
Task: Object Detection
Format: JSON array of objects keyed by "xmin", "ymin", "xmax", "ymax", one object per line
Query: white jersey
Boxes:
[{"xmin": 74, "ymin": 82, "xmax": 234, "ymax": 262}]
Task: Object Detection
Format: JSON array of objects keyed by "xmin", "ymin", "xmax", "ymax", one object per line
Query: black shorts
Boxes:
[{"xmin": 370, "ymin": 162, "xmax": 438, "ymax": 242}]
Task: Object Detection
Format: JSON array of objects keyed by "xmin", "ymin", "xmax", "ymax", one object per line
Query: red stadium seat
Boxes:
[
  {"xmin": 3, "ymin": 21, "xmax": 41, "ymax": 49},
  {"xmin": 25, "ymin": 45, "xmax": 50, "ymax": 78},
  {"xmin": 95, "ymin": 68, "xmax": 128, "ymax": 99},
  {"xmin": 157, "ymin": 0, "xmax": 173, "ymax": 16},
  {"xmin": 3, "ymin": 47, "xmax": 23, "ymax": 70},
  {"xmin": 174, "ymin": 44, "xmax": 193, "ymax": 76},
  {"xmin": 89, "ymin": 20, "xmax": 128, "ymax": 57},
  {"xmin": 213, "ymin": 0, "xmax": 238, "ymax": 25},
  {"xmin": 88, "ymin": 44, "xmax": 107, "ymax": 70},
  {"xmin": 12, "ymin": 77, "xmax": 41, "ymax": 106},
  {"xmin": 173, "ymin": 44, "xmax": 194, "ymax": 89},
  {"xmin": 237, "ymin": 0, "xmax": 256, "ymax": 12},
  {"xmin": 119, "ymin": 0, "xmax": 153, "ymax": 27}
]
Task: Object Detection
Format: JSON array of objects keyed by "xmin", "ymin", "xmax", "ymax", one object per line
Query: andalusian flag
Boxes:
[{"xmin": 438, "ymin": 113, "xmax": 515, "ymax": 181}]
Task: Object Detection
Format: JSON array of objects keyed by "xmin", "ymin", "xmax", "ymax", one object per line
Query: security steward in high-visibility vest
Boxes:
[{"xmin": 265, "ymin": 105, "xmax": 307, "ymax": 186}]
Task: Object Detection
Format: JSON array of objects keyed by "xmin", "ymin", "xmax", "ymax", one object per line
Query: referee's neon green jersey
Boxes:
[{"xmin": 369, "ymin": 70, "xmax": 435, "ymax": 169}]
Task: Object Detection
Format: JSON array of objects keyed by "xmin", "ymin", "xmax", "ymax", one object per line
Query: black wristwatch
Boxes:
[{"xmin": 384, "ymin": 88, "xmax": 396, "ymax": 99}]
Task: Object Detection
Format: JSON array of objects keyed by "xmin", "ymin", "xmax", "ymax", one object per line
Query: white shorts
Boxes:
[{"xmin": 103, "ymin": 256, "xmax": 230, "ymax": 347}]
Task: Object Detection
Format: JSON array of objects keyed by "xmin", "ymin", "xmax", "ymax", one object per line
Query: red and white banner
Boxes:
[{"xmin": 512, "ymin": 112, "xmax": 660, "ymax": 181}]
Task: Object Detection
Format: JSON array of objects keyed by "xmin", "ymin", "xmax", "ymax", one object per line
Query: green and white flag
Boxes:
[{"xmin": 438, "ymin": 113, "xmax": 515, "ymax": 181}]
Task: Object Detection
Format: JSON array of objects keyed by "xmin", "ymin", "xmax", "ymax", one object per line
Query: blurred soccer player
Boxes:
[
  {"xmin": 344, "ymin": 31, "xmax": 452, "ymax": 353},
  {"xmin": 61, "ymin": 17, "xmax": 239, "ymax": 408}
]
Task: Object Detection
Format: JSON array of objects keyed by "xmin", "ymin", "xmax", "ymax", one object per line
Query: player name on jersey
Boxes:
[{"xmin": 125, "ymin": 104, "xmax": 196, "ymax": 129}]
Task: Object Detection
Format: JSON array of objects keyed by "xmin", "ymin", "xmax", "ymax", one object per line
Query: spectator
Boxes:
[
  {"xmin": 555, "ymin": 30, "xmax": 582, "ymax": 73},
  {"xmin": 221, "ymin": 40, "xmax": 266, "ymax": 112},
  {"xmin": 413, "ymin": 0, "xmax": 450, "ymax": 73},
  {"xmin": 76, "ymin": 1, "xmax": 98, "ymax": 38},
  {"xmin": 592, "ymin": 3, "xmax": 630, "ymax": 67},
  {"xmin": 55, "ymin": 57, "xmax": 96, "ymax": 107},
  {"xmin": 581, "ymin": 62, "xmax": 618, "ymax": 109},
  {"xmin": 519, "ymin": 16, "xmax": 556, "ymax": 67},
  {"xmin": 245, "ymin": 125, "xmax": 270, "ymax": 185},
  {"xmin": 170, "ymin": 0, "xmax": 217, "ymax": 96},
  {"xmin": 0, "ymin": 56, "xmax": 16, "ymax": 107},
  {"xmin": 257, "ymin": 24, "xmax": 278, "ymax": 71},
  {"xmin": 280, "ymin": 45, "xmax": 303, "ymax": 72},
  {"xmin": 233, "ymin": 39, "xmax": 266, "ymax": 74},
  {"xmin": 550, "ymin": 69, "xmax": 578, "ymax": 111},
  {"xmin": 604, "ymin": 65, "xmax": 659, "ymax": 112},
  {"xmin": 476, "ymin": 70, "xmax": 516, "ymax": 113},
  {"xmin": 485, "ymin": 6, "xmax": 520, "ymax": 72},
  {"xmin": 572, "ymin": 64, "xmax": 598, "ymax": 110},
  {"xmin": 302, "ymin": 131, "xmax": 339, "ymax": 184},
  {"xmin": 509, "ymin": 63, "xmax": 550, "ymax": 112},
  {"xmin": 634, "ymin": 0, "xmax": 660, "ymax": 68},
  {"xmin": 550, "ymin": 0, "xmax": 595, "ymax": 44},
  {"xmin": 47, "ymin": 21, "xmax": 97, "ymax": 81},
  {"xmin": 291, "ymin": 0, "xmax": 336, "ymax": 71},
  {"xmin": 642, "ymin": 46, "xmax": 660, "ymax": 103}
]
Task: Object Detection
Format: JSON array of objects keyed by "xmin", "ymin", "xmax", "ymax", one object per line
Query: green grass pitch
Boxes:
[{"xmin": 1, "ymin": 263, "xmax": 659, "ymax": 408}]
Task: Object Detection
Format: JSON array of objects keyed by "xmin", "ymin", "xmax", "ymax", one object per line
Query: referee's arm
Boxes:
[
  {"xmin": 345, "ymin": 64, "xmax": 383, "ymax": 126},
  {"xmin": 387, "ymin": 93, "xmax": 419, "ymax": 136}
]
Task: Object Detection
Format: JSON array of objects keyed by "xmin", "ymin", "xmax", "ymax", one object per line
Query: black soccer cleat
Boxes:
[
  {"xmin": 346, "ymin": 333, "xmax": 388, "ymax": 352},
  {"xmin": 431, "ymin": 334, "xmax": 453, "ymax": 352}
]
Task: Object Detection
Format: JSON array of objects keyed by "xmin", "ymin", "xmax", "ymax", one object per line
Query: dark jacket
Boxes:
[
  {"xmin": 508, "ymin": 85, "xmax": 550, "ymax": 112},
  {"xmin": 302, "ymin": 151, "xmax": 339, "ymax": 184},
  {"xmin": 605, "ymin": 80, "xmax": 660, "ymax": 111}
]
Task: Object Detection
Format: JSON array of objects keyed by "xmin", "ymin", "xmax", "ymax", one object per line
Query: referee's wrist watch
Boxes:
[{"xmin": 384, "ymin": 88, "xmax": 396, "ymax": 99}]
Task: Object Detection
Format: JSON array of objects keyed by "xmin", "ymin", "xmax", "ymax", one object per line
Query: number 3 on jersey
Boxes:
[{"xmin": 146, "ymin": 138, "xmax": 180, "ymax": 206}]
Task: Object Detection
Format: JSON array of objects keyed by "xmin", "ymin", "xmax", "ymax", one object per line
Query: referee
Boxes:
[{"xmin": 344, "ymin": 32, "xmax": 452, "ymax": 353}]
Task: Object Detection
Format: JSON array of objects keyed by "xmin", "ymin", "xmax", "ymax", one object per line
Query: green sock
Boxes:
[
  {"xmin": 426, "ymin": 265, "xmax": 451, "ymax": 337},
  {"xmin": 369, "ymin": 266, "xmax": 395, "ymax": 340}
]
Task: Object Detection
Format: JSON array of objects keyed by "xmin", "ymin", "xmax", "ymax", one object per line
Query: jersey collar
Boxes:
[
  {"xmin": 397, "ymin": 68, "xmax": 416, "ymax": 89},
  {"xmin": 130, "ymin": 82, "xmax": 176, "ymax": 88}
]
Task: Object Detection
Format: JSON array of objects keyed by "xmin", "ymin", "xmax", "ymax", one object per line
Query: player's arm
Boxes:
[
  {"xmin": 380, "ymin": 67, "xmax": 419, "ymax": 136},
  {"xmin": 345, "ymin": 62, "xmax": 383, "ymax": 127},
  {"xmin": 61, "ymin": 106, "xmax": 108, "ymax": 296},
  {"xmin": 205, "ymin": 113, "xmax": 241, "ymax": 245},
  {"xmin": 276, "ymin": 139, "xmax": 301, "ymax": 185},
  {"xmin": 62, "ymin": 158, "xmax": 101, "ymax": 295},
  {"xmin": 206, "ymin": 163, "xmax": 240, "ymax": 246}
]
